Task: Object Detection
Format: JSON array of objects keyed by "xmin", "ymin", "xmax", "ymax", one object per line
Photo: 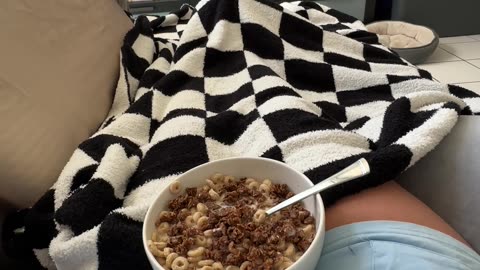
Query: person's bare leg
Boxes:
[{"xmin": 325, "ymin": 181, "xmax": 470, "ymax": 247}]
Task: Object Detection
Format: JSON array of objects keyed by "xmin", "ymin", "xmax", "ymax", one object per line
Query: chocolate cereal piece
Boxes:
[{"xmin": 151, "ymin": 175, "xmax": 316, "ymax": 269}]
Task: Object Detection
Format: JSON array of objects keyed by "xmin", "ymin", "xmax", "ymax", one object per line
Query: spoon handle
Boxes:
[{"xmin": 266, "ymin": 158, "xmax": 370, "ymax": 216}]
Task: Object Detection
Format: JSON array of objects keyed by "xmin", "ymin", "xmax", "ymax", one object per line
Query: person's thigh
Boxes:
[{"xmin": 325, "ymin": 180, "xmax": 470, "ymax": 246}]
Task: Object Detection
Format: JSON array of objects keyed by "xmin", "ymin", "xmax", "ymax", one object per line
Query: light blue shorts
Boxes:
[{"xmin": 317, "ymin": 221, "xmax": 480, "ymax": 270}]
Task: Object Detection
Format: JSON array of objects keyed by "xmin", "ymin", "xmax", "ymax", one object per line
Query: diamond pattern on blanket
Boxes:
[
  {"xmin": 207, "ymin": 20, "xmax": 244, "ymax": 51},
  {"xmin": 198, "ymin": 0, "xmax": 240, "ymax": 33},
  {"xmin": 282, "ymin": 39, "xmax": 324, "ymax": 63},
  {"xmin": 244, "ymin": 50, "xmax": 286, "ymax": 79},
  {"xmin": 15, "ymin": 1, "xmax": 480, "ymax": 269},
  {"xmin": 324, "ymin": 53, "xmax": 371, "ymax": 71},
  {"xmin": 239, "ymin": 0, "xmax": 283, "ymax": 35},
  {"xmin": 206, "ymin": 109, "xmax": 260, "ymax": 144},
  {"xmin": 337, "ymin": 84, "xmax": 394, "ymax": 106},
  {"xmin": 206, "ymin": 81, "xmax": 255, "ymax": 112},
  {"xmin": 204, "ymin": 49, "xmax": 248, "ymax": 77},
  {"xmin": 242, "ymin": 23, "xmax": 284, "ymax": 59},
  {"xmin": 280, "ymin": 12, "xmax": 324, "ymax": 51},
  {"xmin": 285, "ymin": 59, "xmax": 336, "ymax": 92}
]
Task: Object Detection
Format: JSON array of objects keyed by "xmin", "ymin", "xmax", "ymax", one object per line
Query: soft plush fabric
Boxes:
[
  {"xmin": 9, "ymin": 0, "xmax": 480, "ymax": 269},
  {"xmin": 0, "ymin": 0, "xmax": 132, "ymax": 208},
  {"xmin": 367, "ymin": 21, "xmax": 436, "ymax": 48}
]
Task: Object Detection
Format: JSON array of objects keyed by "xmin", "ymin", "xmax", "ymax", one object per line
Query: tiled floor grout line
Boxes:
[
  {"xmin": 439, "ymin": 36, "xmax": 480, "ymax": 43},
  {"xmin": 423, "ymin": 48, "xmax": 459, "ymax": 64},
  {"xmin": 453, "ymin": 81, "xmax": 480, "ymax": 85},
  {"xmin": 439, "ymin": 37, "xmax": 478, "ymax": 43},
  {"xmin": 437, "ymin": 47, "xmax": 480, "ymax": 68},
  {"xmin": 463, "ymin": 60, "xmax": 480, "ymax": 70},
  {"xmin": 448, "ymin": 36, "xmax": 480, "ymax": 87},
  {"xmin": 417, "ymin": 59, "xmax": 480, "ymax": 84},
  {"xmin": 453, "ymin": 81, "xmax": 480, "ymax": 84},
  {"xmin": 439, "ymin": 41, "xmax": 480, "ymax": 65},
  {"xmin": 440, "ymin": 41, "xmax": 477, "ymax": 44},
  {"xmin": 466, "ymin": 59, "xmax": 480, "ymax": 70},
  {"xmin": 457, "ymin": 56, "xmax": 480, "ymax": 69},
  {"xmin": 424, "ymin": 59, "xmax": 462, "ymax": 64},
  {"xmin": 418, "ymin": 36, "xmax": 480, "ymax": 85},
  {"xmin": 438, "ymin": 47, "xmax": 466, "ymax": 60},
  {"xmin": 422, "ymin": 60, "xmax": 464, "ymax": 65},
  {"xmin": 424, "ymin": 48, "xmax": 480, "ymax": 65}
]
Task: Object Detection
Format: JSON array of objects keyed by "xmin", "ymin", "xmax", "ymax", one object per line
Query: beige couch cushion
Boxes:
[{"xmin": 0, "ymin": 0, "xmax": 132, "ymax": 207}]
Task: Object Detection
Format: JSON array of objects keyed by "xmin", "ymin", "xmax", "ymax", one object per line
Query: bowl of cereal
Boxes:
[{"xmin": 143, "ymin": 157, "xmax": 325, "ymax": 270}]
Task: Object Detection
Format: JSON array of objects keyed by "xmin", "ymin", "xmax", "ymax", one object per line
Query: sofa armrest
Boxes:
[{"xmin": 397, "ymin": 116, "xmax": 480, "ymax": 253}]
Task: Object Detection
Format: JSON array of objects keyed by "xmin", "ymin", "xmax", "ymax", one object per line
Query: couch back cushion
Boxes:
[{"xmin": 0, "ymin": 0, "xmax": 132, "ymax": 207}]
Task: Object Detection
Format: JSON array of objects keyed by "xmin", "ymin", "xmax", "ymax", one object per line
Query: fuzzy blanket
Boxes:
[{"xmin": 14, "ymin": 0, "xmax": 480, "ymax": 269}]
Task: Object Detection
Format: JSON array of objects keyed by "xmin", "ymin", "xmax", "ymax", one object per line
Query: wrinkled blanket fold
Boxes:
[{"xmin": 15, "ymin": 0, "xmax": 479, "ymax": 269}]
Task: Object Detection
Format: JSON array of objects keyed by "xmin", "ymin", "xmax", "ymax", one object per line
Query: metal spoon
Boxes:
[{"xmin": 266, "ymin": 158, "xmax": 370, "ymax": 216}]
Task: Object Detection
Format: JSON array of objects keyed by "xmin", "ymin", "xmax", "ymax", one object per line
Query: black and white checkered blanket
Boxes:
[{"xmin": 17, "ymin": 0, "xmax": 480, "ymax": 269}]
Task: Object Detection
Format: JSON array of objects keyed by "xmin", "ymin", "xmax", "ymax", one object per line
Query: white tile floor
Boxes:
[{"xmin": 417, "ymin": 35, "xmax": 480, "ymax": 94}]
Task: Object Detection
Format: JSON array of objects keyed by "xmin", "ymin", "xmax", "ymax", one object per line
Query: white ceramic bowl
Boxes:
[{"xmin": 143, "ymin": 157, "xmax": 325, "ymax": 270}]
